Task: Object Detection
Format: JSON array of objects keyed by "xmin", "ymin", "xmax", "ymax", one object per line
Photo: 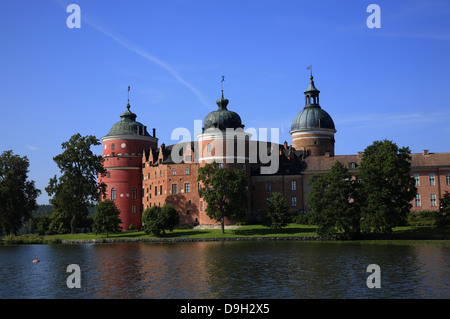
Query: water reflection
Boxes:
[{"xmin": 0, "ymin": 241, "xmax": 449, "ymax": 298}]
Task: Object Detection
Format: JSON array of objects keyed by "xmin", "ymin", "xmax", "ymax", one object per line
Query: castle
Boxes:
[{"xmin": 98, "ymin": 75, "xmax": 450, "ymax": 230}]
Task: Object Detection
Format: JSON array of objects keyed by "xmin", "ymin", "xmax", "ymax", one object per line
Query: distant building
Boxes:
[{"xmin": 99, "ymin": 75, "xmax": 450, "ymax": 230}]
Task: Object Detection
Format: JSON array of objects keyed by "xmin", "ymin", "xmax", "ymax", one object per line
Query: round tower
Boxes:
[
  {"xmin": 100, "ymin": 102, "xmax": 158, "ymax": 230},
  {"xmin": 290, "ymin": 73, "xmax": 336, "ymax": 156},
  {"xmin": 196, "ymin": 88, "xmax": 252, "ymax": 225},
  {"xmin": 197, "ymin": 90, "xmax": 251, "ymax": 170}
]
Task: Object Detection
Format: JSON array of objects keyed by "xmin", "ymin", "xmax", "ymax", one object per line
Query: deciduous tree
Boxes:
[
  {"xmin": 0, "ymin": 150, "xmax": 41, "ymax": 235},
  {"xmin": 93, "ymin": 199, "xmax": 122, "ymax": 237},
  {"xmin": 358, "ymin": 140, "xmax": 416, "ymax": 234},
  {"xmin": 45, "ymin": 133, "xmax": 106, "ymax": 234},
  {"xmin": 307, "ymin": 161, "xmax": 360, "ymax": 239},
  {"xmin": 197, "ymin": 162, "xmax": 248, "ymax": 234}
]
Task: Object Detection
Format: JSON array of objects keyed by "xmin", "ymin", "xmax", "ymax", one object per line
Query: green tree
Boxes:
[
  {"xmin": 142, "ymin": 204, "xmax": 179, "ymax": 237},
  {"xmin": 307, "ymin": 161, "xmax": 360, "ymax": 239},
  {"xmin": 45, "ymin": 133, "xmax": 106, "ymax": 234},
  {"xmin": 261, "ymin": 192, "xmax": 292, "ymax": 229},
  {"xmin": 358, "ymin": 139, "xmax": 416, "ymax": 234},
  {"xmin": 0, "ymin": 150, "xmax": 41, "ymax": 235},
  {"xmin": 93, "ymin": 199, "xmax": 122, "ymax": 237},
  {"xmin": 436, "ymin": 191, "xmax": 450, "ymax": 225},
  {"xmin": 197, "ymin": 162, "xmax": 248, "ymax": 234}
]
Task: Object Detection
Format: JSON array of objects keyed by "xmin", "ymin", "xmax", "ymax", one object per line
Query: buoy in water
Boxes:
[{"xmin": 33, "ymin": 256, "xmax": 40, "ymax": 263}]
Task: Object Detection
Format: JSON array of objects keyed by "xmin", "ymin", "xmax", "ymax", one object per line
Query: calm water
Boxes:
[{"xmin": 0, "ymin": 241, "xmax": 449, "ymax": 299}]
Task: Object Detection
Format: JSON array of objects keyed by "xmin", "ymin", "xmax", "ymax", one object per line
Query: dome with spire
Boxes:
[
  {"xmin": 106, "ymin": 103, "xmax": 151, "ymax": 137},
  {"xmin": 290, "ymin": 75, "xmax": 335, "ymax": 132},
  {"xmin": 203, "ymin": 92, "xmax": 244, "ymax": 132}
]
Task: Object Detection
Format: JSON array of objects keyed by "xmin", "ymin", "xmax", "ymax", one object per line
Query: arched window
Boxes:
[{"xmin": 111, "ymin": 188, "xmax": 116, "ymax": 200}]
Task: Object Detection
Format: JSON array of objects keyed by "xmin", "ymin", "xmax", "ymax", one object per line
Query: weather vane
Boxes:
[
  {"xmin": 307, "ymin": 65, "xmax": 312, "ymax": 76},
  {"xmin": 127, "ymin": 86, "xmax": 130, "ymax": 104}
]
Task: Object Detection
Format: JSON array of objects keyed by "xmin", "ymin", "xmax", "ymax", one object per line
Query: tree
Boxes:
[
  {"xmin": 358, "ymin": 140, "xmax": 416, "ymax": 234},
  {"xmin": 45, "ymin": 133, "xmax": 106, "ymax": 234},
  {"xmin": 142, "ymin": 204, "xmax": 179, "ymax": 237},
  {"xmin": 0, "ymin": 150, "xmax": 41, "ymax": 235},
  {"xmin": 261, "ymin": 192, "xmax": 292, "ymax": 229},
  {"xmin": 436, "ymin": 191, "xmax": 450, "ymax": 225},
  {"xmin": 197, "ymin": 162, "xmax": 248, "ymax": 234},
  {"xmin": 307, "ymin": 161, "xmax": 360, "ymax": 239},
  {"xmin": 92, "ymin": 199, "xmax": 122, "ymax": 237}
]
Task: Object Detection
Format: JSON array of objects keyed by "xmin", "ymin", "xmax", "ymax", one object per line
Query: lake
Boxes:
[{"xmin": 0, "ymin": 240, "xmax": 449, "ymax": 299}]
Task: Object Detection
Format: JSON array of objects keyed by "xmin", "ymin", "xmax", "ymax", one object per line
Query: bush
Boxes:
[
  {"xmin": 142, "ymin": 204, "xmax": 179, "ymax": 237},
  {"xmin": 293, "ymin": 213, "xmax": 312, "ymax": 225}
]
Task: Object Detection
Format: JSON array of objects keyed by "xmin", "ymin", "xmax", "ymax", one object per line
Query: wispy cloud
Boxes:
[
  {"xmin": 55, "ymin": 0, "xmax": 211, "ymax": 109},
  {"xmin": 26, "ymin": 145, "xmax": 38, "ymax": 151}
]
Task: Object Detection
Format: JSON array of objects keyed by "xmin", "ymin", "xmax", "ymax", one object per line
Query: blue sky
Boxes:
[{"xmin": 1, "ymin": 0, "xmax": 449, "ymax": 204}]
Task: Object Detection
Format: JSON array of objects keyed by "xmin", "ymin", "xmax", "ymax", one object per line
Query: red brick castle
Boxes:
[{"xmin": 99, "ymin": 75, "xmax": 450, "ymax": 230}]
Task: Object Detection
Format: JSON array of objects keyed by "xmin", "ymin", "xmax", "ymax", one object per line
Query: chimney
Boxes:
[
  {"xmin": 153, "ymin": 128, "xmax": 156, "ymax": 138},
  {"xmin": 324, "ymin": 152, "xmax": 330, "ymax": 158},
  {"xmin": 423, "ymin": 149, "xmax": 429, "ymax": 155},
  {"xmin": 358, "ymin": 151, "xmax": 364, "ymax": 157}
]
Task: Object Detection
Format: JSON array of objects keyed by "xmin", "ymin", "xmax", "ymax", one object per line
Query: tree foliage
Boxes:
[
  {"xmin": 436, "ymin": 191, "xmax": 450, "ymax": 225},
  {"xmin": 358, "ymin": 139, "xmax": 416, "ymax": 234},
  {"xmin": 142, "ymin": 204, "xmax": 179, "ymax": 237},
  {"xmin": 45, "ymin": 133, "xmax": 106, "ymax": 234},
  {"xmin": 93, "ymin": 199, "xmax": 122, "ymax": 237},
  {"xmin": 307, "ymin": 161, "xmax": 360, "ymax": 239},
  {"xmin": 197, "ymin": 162, "xmax": 248, "ymax": 234},
  {"xmin": 0, "ymin": 150, "xmax": 41, "ymax": 235},
  {"xmin": 261, "ymin": 192, "xmax": 292, "ymax": 229}
]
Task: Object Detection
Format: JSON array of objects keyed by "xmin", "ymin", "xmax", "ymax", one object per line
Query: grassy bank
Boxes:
[{"xmin": 1, "ymin": 224, "xmax": 450, "ymax": 245}]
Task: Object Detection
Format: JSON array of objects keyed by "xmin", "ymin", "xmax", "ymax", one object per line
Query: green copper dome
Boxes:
[
  {"xmin": 291, "ymin": 106, "xmax": 335, "ymax": 131},
  {"xmin": 106, "ymin": 104, "xmax": 151, "ymax": 137},
  {"xmin": 291, "ymin": 75, "xmax": 335, "ymax": 131},
  {"xmin": 203, "ymin": 92, "xmax": 244, "ymax": 132}
]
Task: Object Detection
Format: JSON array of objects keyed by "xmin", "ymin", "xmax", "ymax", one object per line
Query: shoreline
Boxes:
[{"xmin": 60, "ymin": 234, "xmax": 450, "ymax": 244}]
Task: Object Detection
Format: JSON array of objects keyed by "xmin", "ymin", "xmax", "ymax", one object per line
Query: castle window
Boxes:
[
  {"xmin": 111, "ymin": 188, "xmax": 116, "ymax": 200},
  {"xmin": 184, "ymin": 183, "xmax": 190, "ymax": 194},
  {"xmin": 265, "ymin": 181, "xmax": 271, "ymax": 191},
  {"xmin": 131, "ymin": 205, "xmax": 136, "ymax": 214},
  {"xmin": 172, "ymin": 168, "xmax": 177, "ymax": 175},
  {"xmin": 200, "ymin": 201, "xmax": 203, "ymax": 211},
  {"xmin": 447, "ymin": 173, "xmax": 450, "ymax": 186},
  {"xmin": 131, "ymin": 187, "xmax": 137, "ymax": 200},
  {"xmin": 291, "ymin": 181, "xmax": 296, "ymax": 191},
  {"xmin": 291, "ymin": 197, "xmax": 297, "ymax": 207},
  {"xmin": 155, "ymin": 186, "xmax": 157, "ymax": 196},
  {"xmin": 207, "ymin": 143, "xmax": 212, "ymax": 152},
  {"xmin": 415, "ymin": 194, "xmax": 421, "ymax": 207},
  {"xmin": 414, "ymin": 174, "xmax": 420, "ymax": 186},
  {"xmin": 172, "ymin": 184, "xmax": 177, "ymax": 194},
  {"xmin": 111, "ymin": 144, "xmax": 115, "ymax": 150},
  {"xmin": 160, "ymin": 185, "xmax": 162, "ymax": 195},
  {"xmin": 349, "ymin": 162, "xmax": 357, "ymax": 169},
  {"xmin": 107, "ymin": 172, "xmax": 110, "ymax": 178},
  {"xmin": 185, "ymin": 167, "xmax": 190, "ymax": 175},
  {"xmin": 185, "ymin": 155, "xmax": 192, "ymax": 163},
  {"xmin": 429, "ymin": 173, "xmax": 435, "ymax": 186},
  {"xmin": 430, "ymin": 193, "xmax": 437, "ymax": 206},
  {"xmin": 217, "ymin": 162, "xmax": 223, "ymax": 169}
]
